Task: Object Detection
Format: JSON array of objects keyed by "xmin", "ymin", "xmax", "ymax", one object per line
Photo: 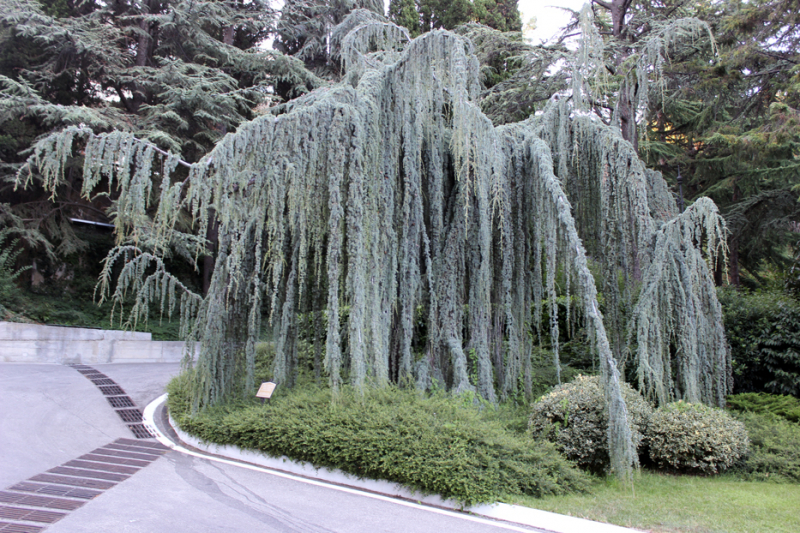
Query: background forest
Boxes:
[{"xmin": 1, "ymin": 0, "xmax": 800, "ymax": 529}]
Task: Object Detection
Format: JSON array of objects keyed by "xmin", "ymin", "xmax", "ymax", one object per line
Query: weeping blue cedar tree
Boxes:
[{"xmin": 17, "ymin": 9, "xmax": 731, "ymax": 480}]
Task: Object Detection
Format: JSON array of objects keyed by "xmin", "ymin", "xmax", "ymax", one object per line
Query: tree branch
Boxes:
[
  {"xmin": 114, "ymin": 86, "xmax": 133, "ymax": 113},
  {"xmin": 622, "ymin": 0, "xmax": 634, "ymax": 16},
  {"xmin": 755, "ymin": 49, "xmax": 799, "ymax": 65},
  {"xmin": 145, "ymin": 142, "xmax": 193, "ymax": 169},
  {"xmin": 663, "ymin": 0, "xmax": 690, "ymax": 19},
  {"xmin": 15, "ymin": 200, "xmax": 110, "ymax": 220}
]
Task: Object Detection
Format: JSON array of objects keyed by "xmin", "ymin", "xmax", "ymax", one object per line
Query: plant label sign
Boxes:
[{"xmin": 257, "ymin": 382, "xmax": 276, "ymax": 402}]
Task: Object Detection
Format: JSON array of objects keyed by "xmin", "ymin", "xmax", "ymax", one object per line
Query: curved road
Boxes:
[{"xmin": 1, "ymin": 363, "xmax": 545, "ymax": 533}]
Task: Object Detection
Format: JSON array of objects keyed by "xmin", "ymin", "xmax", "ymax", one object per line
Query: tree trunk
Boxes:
[
  {"xmin": 223, "ymin": 26, "xmax": 235, "ymax": 46},
  {"xmin": 610, "ymin": 0, "xmax": 638, "ymax": 151},
  {"xmin": 617, "ymin": 86, "xmax": 638, "ymax": 151},
  {"xmin": 132, "ymin": 0, "xmax": 156, "ymax": 112},
  {"xmin": 202, "ymin": 212, "xmax": 218, "ymax": 296},
  {"xmin": 202, "ymin": 26, "xmax": 235, "ymax": 295},
  {"xmin": 728, "ymin": 238, "xmax": 740, "ymax": 286}
]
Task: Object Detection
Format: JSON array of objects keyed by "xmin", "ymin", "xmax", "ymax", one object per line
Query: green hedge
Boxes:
[
  {"xmin": 732, "ymin": 411, "xmax": 800, "ymax": 482},
  {"xmin": 167, "ymin": 375, "xmax": 587, "ymax": 505},
  {"xmin": 718, "ymin": 288, "xmax": 800, "ymax": 397}
]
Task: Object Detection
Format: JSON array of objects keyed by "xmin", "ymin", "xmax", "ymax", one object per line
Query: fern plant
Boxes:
[{"xmin": 0, "ymin": 230, "xmax": 30, "ymax": 311}]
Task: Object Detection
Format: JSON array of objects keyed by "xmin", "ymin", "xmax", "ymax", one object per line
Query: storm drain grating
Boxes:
[
  {"xmin": 94, "ymin": 446, "xmax": 162, "ymax": 461},
  {"xmin": 0, "ymin": 522, "xmax": 45, "ymax": 533},
  {"xmin": 115, "ymin": 438, "xmax": 168, "ymax": 451},
  {"xmin": 29, "ymin": 474, "xmax": 116, "ymax": 491},
  {"xmin": 115, "ymin": 409, "xmax": 143, "ymax": 423},
  {"xmin": 8, "ymin": 482, "xmax": 100, "ymax": 501},
  {"xmin": 0, "ymin": 507, "xmax": 65, "ymax": 524},
  {"xmin": 97, "ymin": 385, "xmax": 126, "ymax": 396},
  {"xmin": 106, "ymin": 396, "xmax": 134, "ymax": 408},
  {"xmin": 63, "ymin": 461, "xmax": 138, "ymax": 476},
  {"xmin": 78, "ymin": 453, "xmax": 149, "ymax": 468},
  {"xmin": 48, "ymin": 467, "xmax": 128, "ymax": 483},
  {"xmin": 2, "ymin": 438, "xmax": 167, "ymax": 532},
  {"xmin": 126, "ymin": 424, "xmax": 156, "ymax": 439},
  {"xmin": 0, "ymin": 493, "xmax": 83, "ymax": 512},
  {"xmin": 67, "ymin": 365, "xmax": 159, "ymax": 439}
]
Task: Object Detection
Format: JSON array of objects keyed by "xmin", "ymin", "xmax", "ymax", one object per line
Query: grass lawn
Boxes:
[{"xmin": 507, "ymin": 471, "xmax": 800, "ymax": 533}]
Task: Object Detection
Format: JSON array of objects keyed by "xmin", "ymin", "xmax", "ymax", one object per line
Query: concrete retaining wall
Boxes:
[{"xmin": 0, "ymin": 322, "xmax": 194, "ymax": 364}]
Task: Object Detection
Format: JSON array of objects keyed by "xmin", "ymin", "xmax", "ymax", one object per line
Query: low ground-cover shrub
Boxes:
[
  {"xmin": 732, "ymin": 411, "xmax": 800, "ymax": 482},
  {"xmin": 167, "ymin": 375, "xmax": 587, "ymax": 505},
  {"xmin": 528, "ymin": 375, "xmax": 652, "ymax": 473},
  {"xmin": 727, "ymin": 392, "xmax": 800, "ymax": 423},
  {"xmin": 647, "ymin": 401, "xmax": 748, "ymax": 474}
]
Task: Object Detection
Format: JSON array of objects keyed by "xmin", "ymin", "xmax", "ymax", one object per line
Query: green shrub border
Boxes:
[
  {"xmin": 732, "ymin": 411, "xmax": 800, "ymax": 482},
  {"xmin": 727, "ymin": 392, "xmax": 800, "ymax": 423},
  {"xmin": 167, "ymin": 373, "xmax": 587, "ymax": 505}
]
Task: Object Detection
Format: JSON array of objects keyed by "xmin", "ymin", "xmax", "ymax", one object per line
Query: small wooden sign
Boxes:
[{"xmin": 256, "ymin": 382, "xmax": 277, "ymax": 402}]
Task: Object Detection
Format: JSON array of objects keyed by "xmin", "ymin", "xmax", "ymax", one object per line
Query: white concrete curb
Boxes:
[{"xmin": 143, "ymin": 394, "xmax": 643, "ymax": 533}]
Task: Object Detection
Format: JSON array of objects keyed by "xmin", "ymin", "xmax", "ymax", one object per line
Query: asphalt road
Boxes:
[{"xmin": 0, "ymin": 363, "xmax": 544, "ymax": 533}]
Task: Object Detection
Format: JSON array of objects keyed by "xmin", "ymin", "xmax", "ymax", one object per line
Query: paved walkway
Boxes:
[{"xmin": 0, "ymin": 363, "xmax": 641, "ymax": 533}]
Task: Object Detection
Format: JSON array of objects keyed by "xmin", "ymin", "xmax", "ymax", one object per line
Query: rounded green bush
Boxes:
[
  {"xmin": 647, "ymin": 400, "xmax": 749, "ymax": 474},
  {"xmin": 528, "ymin": 375, "xmax": 653, "ymax": 473}
]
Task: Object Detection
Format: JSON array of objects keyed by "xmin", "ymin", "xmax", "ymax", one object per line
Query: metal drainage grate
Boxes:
[
  {"xmin": 63, "ymin": 461, "xmax": 139, "ymax": 476},
  {"xmin": 126, "ymin": 424, "xmax": 155, "ymax": 439},
  {"xmin": 47, "ymin": 467, "xmax": 128, "ymax": 483},
  {"xmin": 0, "ymin": 521, "xmax": 45, "ymax": 533},
  {"xmin": 95, "ymin": 446, "xmax": 161, "ymax": 461},
  {"xmin": 0, "ymin": 436, "xmax": 170, "ymax": 533},
  {"xmin": 79, "ymin": 453, "xmax": 149, "ymax": 468},
  {"xmin": 115, "ymin": 409, "xmax": 143, "ymax": 423},
  {"xmin": 0, "ymin": 506, "xmax": 65, "ymax": 524},
  {"xmin": 66, "ymin": 365, "xmax": 158, "ymax": 440},
  {"xmin": 29, "ymin": 474, "xmax": 116, "ymax": 491},
  {"xmin": 8, "ymin": 482, "xmax": 100, "ymax": 501},
  {"xmin": 115, "ymin": 438, "xmax": 168, "ymax": 451},
  {"xmin": 0, "ymin": 492, "xmax": 84, "ymax": 512},
  {"xmin": 98, "ymin": 385, "xmax": 125, "ymax": 396},
  {"xmin": 106, "ymin": 396, "xmax": 134, "ymax": 408}
]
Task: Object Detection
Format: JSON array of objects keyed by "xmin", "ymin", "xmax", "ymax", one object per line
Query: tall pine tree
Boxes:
[
  {"xmin": 637, "ymin": 0, "xmax": 800, "ymax": 286},
  {"xmin": 0, "ymin": 0, "xmax": 318, "ymax": 268}
]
